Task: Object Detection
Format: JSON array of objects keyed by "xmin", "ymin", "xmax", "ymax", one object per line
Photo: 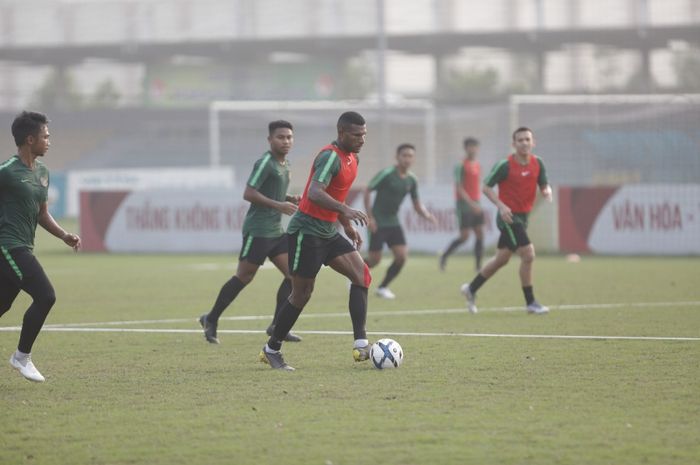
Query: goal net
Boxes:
[
  {"xmin": 509, "ymin": 94, "xmax": 700, "ymax": 186},
  {"xmin": 208, "ymin": 100, "xmax": 436, "ymax": 189}
]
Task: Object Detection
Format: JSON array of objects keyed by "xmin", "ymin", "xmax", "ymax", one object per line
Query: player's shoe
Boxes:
[
  {"xmin": 266, "ymin": 324, "xmax": 303, "ymax": 342},
  {"xmin": 259, "ymin": 348, "xmax": 295, "ymax": 371},
  {"xmin": 460, "ymin": 283, "xmax": 478, "ymax": 314},
  {"xmin": 352, "ymin": 344, "xmax": 371, "ymax": 362},
  {"xmin": 9, "ymin": 352, "xmax": 45, "ymax": 383},
  {"xmin": 526, "ymin": 301, "xmax": 550, "ymax": 315},
  {"xmin": 375, "ymin": 287, "xmax": 396, "ymax": 299},
  {"xmin": 198, "ymin": 314, "xmax": 219, "ymax": 344}
]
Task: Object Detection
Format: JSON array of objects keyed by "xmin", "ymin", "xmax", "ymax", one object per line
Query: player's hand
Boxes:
[
  {"xmin": 63, "ymin": 233, "xmax": 81, "ymax": 251},
  {"xmin": 470, "ymin": 203, "xmax": 482, "ymax": 215},
  {"xmin": 340, "ymin": 206, "xmax": 368, "ymax": 227},
  {"xmin": 498, "ymin": 205, "xmax": 513, "ymax": 224},
  {"xmin": 367, "ymin": 217, "xmax": 377, "ymax": 233},
  {"xmin": 541, "ymin": 185, "xmax": 553, "ymax": 202},
  {"xmin": 288, "ymin": 195, "xmax": 301, "ymax": 205},
  {"xmin": 344, "ymin": 225, "xmax": 363, "ymax": 250},
  {"xmin": 278, "ymin": 201, "xmax": 298, "ymax": 216},
  {"xmin": 427, "ymin": 212, "xmax": 438, "ymax": 225}
]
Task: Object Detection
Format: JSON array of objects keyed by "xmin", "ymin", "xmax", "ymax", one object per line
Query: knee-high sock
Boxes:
[
  {"xmin": 18, "ymin": 291, "xmax": 56, "ymax": 354},
  {"xmin": 442, "ymin": 238, "xmax": 465, "ymax": 260},
  {"xmin": 474, "ymin": 238, "xmax": 484, "ymax": 270},
  {"xmin": 208, "ymin": 276, "xmax": 246, "ymax": 322},
  {"xmin": 349, "ymin": 284, "xmax": 368, "ymax": 340},
  {"xmin": 268, "ymin": 300, "xmax": 303, "ymax": 351},
  {"xmin": 379, "ymin": 260, "xmax": 404, "ymax": 288},
  {"xmin": 271, "ymin": 278, "xmax": 292, "ymax": 325}
]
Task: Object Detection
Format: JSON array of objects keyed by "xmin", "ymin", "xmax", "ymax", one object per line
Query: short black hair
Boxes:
[
  {"xmin": 463, "ymin": 137, "xmax": 479, "ymax": 147},
  {"xmin": 268, "ymin": 120, "xmax": 293, "ymax": 135},
  {"xmin": 11, "ymin": 111, "xmax": 49, "ymax": 147},
  {"xmin": 396, "ymin": 143, "xmax": 415, "ymax": 154},
  {"xmin": 337, "ymin": 111, "xmax": 365, "ymax": 130},
  {"xmin": 512, "ymin": 126, "xmax": 533, "ymax": 140}
]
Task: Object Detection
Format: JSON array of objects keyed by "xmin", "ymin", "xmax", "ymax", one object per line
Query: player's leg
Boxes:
[
  {"xmin": 9, "ymin": 250, "xmax": 56, "ymax": 382},
  {"xmin": 327, "ymin": 241, "xmax": 371, "ymax": 361},
  {"xmin": 440, "ymin": 206, "xmax": 471, "ymax": 271},
  {"xmin": 364, "ymin": 228, "xmax": 383, "ymax": 268},
  {"xmin": 267, "ymin": 249, "xmax": 302, "ymax": 342},
  {"xmin": 261, "ymin": 232, "xmax": 324, "ymax": 370},
  {"xmin": 376, "ymin": 226, "xmax": 407, "ymax": 299},
  {"xmin": 460, "ymin": 230, "xmax": 513, "ymax": 313},
  {"xmin": 473, "ymin": 210, "xmax": 485, "ymax": 271},
  {"xmin": 199, "ymin": 235, "xmax": 262, "ymax": 344},
  {"xmin": 516, "ymin": 240, "xmax": 548, "ymax": 314}
]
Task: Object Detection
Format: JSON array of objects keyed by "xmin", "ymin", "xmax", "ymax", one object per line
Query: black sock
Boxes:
[
  {"xmin": 523, "ymin": 286, "xmax": 535, "ymax": 305},
  {"xmin": 379, "ymin": 260, "xmax": 404, "ymax": 288},
  {"xmin": 208, "ymin": 276, "xmax": 246, "ymax": 323},
  {"xmin": 474, "ymin": 238, "xmax": 483, "ymax": 270},
  {"xmin": 469, "ymin": 273, "xmax": 487, "ymax": 294},
  {"xmin": 18, "ymin": 293, "xmax": 56, "ymax": 354},
  {"xmin": 268, "ymin": 300, "xmax": 303, "ymax": 351},
  {"xmin": 271, "ymin": 278, "xmax": 292, "ymax": 326},
  {"xmin": 349, "ymin": 284, "xmax": 368, "ymax": 340},
  {"xmin": 442, "ymin": 238, "xmax": 465, "ymax": 260}
]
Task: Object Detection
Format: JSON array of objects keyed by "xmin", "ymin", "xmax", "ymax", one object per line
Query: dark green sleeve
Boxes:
[
  {"xmin": 247, "ymin": 154, "xmax": 272, "ymax": 190},
  {"xmin": 409, "ymin": 174, "xmax": 419, "ymax": 201},
  {"xmin": 536, "ymin": 157, "xmax": 548, "ymax": 187},
  {"xmin": 484, "ymin": 159, "xmax": 509, "ymax": 187},
  {"xmin": 312, "ymin": 149, "xmax": 340, "ymax": 185},
  {"xmin": 453, "ymin": 164, "xmax": 464, "ymax": 185},
  {"xmin": 368, "ymin": 167, "xmax": 392, "ymax": 191}
]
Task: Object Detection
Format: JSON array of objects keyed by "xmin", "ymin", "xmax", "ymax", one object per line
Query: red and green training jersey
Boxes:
[
  {"xmin": 288, "ymin": 141, "xmax": 359, "ymax": 238},
  {"xmin": 484, "ymin": 153, "xmax": 548, "ymax": 214}
]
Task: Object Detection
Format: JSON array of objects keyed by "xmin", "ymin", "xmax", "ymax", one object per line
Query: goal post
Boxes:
[{"xmin": 208, "ymin": 99, "xmax": 437, "ymax": 185}]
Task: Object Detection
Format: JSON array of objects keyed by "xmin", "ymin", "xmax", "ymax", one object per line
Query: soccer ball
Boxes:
[{"xmin": 370, "ymin": 338, "xmax": 403, "ymax": 369}]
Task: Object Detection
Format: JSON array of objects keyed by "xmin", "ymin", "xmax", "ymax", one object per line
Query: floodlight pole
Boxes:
[
  {"xmin": 209, "ymin": 102, "xmax": 220, "ymax": 167},
  {"xmin": 376, "ymin": 0, "xmax": 390, "ymax": 165}
]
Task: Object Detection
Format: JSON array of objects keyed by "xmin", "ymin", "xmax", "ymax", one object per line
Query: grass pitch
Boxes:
[{"xmin": 1, "ymin": 224, "xmax": 699, "ymax": 465}]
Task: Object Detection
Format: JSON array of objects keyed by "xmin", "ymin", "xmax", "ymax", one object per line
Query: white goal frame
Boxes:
[{"xmin": 209, "ymin": 99, "xmax": 437, "ymax": 184}]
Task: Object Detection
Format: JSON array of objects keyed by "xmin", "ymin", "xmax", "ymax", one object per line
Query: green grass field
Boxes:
[{"xmin": 1, "ymin": 223, "xmax": 699, "ymax": 465}]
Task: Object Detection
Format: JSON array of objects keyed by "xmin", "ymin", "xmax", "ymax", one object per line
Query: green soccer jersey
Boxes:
[
  {"xmin": 0, "ymin": 155, "xmax": 49, "ymax": 250},
  {"xmin": 367, "ymin": 166, "xmax": 418, "ymax": 228},
  {"xmin": 242, "ymin": 151, "xmax": 291, "ymax": 238}
]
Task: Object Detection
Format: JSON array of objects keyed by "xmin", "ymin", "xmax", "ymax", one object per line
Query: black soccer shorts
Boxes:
[
  {"xmin": 239, "ymin": 234, "xmax": 288, "ymax": 265},
  {"xmin": 368, "ymin": 225, "xmax": 406, "ymax": 252},
  {"xmin": 287, "ymin": 231, "xmax": 356, "ymax": 279}
]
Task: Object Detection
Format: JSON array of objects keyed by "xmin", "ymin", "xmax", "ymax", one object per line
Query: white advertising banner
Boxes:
[
  {"xmin": 349, "ymin": 185, "xmax": 501, "ymax": 254},
  {"xmin": 67, "ymin": 166, "xmax": 235, "ymax": 217},
  {"xmin": 587, "ymin": 184, "xmax": 700, "ymax": 255}
]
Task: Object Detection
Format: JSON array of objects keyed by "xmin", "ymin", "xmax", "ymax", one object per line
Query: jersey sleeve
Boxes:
[
  {"xmin": 367, "ymin": 167, "xmax": 392, "ymax": 191},
  {"xmin": 312, "ymin": 149, "xmax": 340, "ymax": 186},
  {"xmin": 484, "ymin": 159, "xmax": 509, "ymax": 187},
  {"xmin": 246, "ymin": 154, "xmax": 272, "ymax": 190},
  {"xmin": 453, "ymin": 164, "xmax": 464, "ymax": 186},
  {"xmin": 536, "ymin": 157, "xmax": 549, "ymax": 187},
  {"xmin": 409, "ymin": 174, "xmax": 419, "ymax": 201}
]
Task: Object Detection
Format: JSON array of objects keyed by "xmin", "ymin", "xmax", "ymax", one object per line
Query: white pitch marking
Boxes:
[
  {"xmin": 0, "ymin": 326, "xmax": 698, "ymax": 342},
  {"xmin": 38, "ymin": 300, "xmax": 700, "ymax": 329}
]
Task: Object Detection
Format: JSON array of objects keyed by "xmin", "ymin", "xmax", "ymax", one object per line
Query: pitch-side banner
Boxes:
[
  {"xmin": 559, "ymin": 184, "xmax": 700, "ymax": 255},
  {"xmin": 81, "ymin": 186, "xmax": 560, "ymax": 254},
  {"xmin": 81, "ymin": 189, "xmax": 249, "ymax": 252}
]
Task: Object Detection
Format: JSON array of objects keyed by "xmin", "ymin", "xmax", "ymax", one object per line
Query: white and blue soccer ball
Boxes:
[{"xmin": 370, "ymin": 338, "xmax": 403, "ymax": 369}]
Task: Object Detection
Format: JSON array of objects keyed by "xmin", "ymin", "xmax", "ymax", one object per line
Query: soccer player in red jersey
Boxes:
[
  {"xmin": 460, "ymin": 127, "xmax": 552, "ymax": 315},
  {"xmin": 440, "ymin": 137, "xmax": 485, "ymax": 272},
  {"xmin": 259, "ymin": 112, "xmax": 370, "ymax": 370}
]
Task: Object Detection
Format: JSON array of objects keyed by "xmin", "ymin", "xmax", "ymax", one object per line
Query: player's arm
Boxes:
[
  {"xmin": 483, "ymin": 159, "xmax": 512, "ymax": 223},
  {"xmin": 362, "ymin": 186, "xmax": 376, "ymax": 232},
  {"xmin": 410, "ymin": 177, "xmax": 436, "ymax": 224},
  {"xmin": 308, "ymin": 150, "xmax": 367, "ymax": 226},
  {"xmin": 536, "ymin": 157, "xmax": 552, "ymax": 202},
  {"xmin": 308, "ymin": 181, "xmax": 367, "ymax": 226},
  {"xmin": 38, "ymin": 202, "xmax": 81, "ymax": 251},
  {"xmin": 244, "ymin": 185, "xmax": 297, "ymax": 216},
  {"xmin": 455, "ymin": 165, "xmax": 481, "ymax": 212}
]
